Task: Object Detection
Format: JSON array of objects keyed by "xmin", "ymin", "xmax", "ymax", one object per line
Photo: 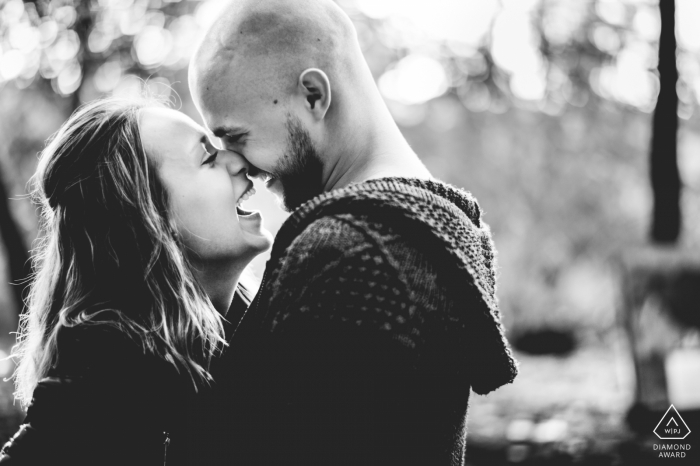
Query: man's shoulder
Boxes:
[
  {"xmin": 277, "ymin": 214, "xmax": 384, "ymax": 280},
  {"xmin": 53, "ymin": 324, "xmax": 170, "ymax": 382},
  {"xmin": 292, "ymin": 214, "xmax": 363, "ymax": 245},
  {"xmin": 275, "ymin": 177, "xmax": 483, "ymax": 263},
  {"xmin": 284, "ymin": 212, "xmax": 420, "ymax": 264},
  {"xmin": 267, "ymin": 211, "xmax": 448, "ymax": 310},
  {"xmin": 257, "ymin": 211, "xmax": 442, "ymax": 341},
  {"xmin": 266, "ymin": 176, "xmax": 489, "ymax": 296}
]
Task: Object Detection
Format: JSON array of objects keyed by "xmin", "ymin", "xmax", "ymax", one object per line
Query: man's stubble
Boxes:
[{"xmin": 273, "ymin": 114, "xmax": 325, "ymax": 212}]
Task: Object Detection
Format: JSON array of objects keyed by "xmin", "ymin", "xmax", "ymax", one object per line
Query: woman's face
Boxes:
[{"xmin": 140, "ymin": 107, "xmax": 272, "ymax": 265}]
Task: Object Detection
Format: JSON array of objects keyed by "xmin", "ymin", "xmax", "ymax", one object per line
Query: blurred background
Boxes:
[{"xmin": 0, "ymin": 0, "xmax": 699, "ymax": 464}]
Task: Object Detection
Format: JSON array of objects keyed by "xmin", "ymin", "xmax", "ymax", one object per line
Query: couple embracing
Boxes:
[{"xmin": 0, "ymin": 1, "xmax": 517, "ymax": 465}]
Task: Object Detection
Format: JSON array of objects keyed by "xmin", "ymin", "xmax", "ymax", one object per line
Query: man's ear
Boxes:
[{"xmin": 298, "ymin": 68, "xmax": 331, "ymax": 120}]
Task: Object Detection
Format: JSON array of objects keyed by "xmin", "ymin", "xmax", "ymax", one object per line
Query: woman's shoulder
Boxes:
[
  {"xmin": 53, "ymin": 323, "xmax": 152, "ymax": 379},
  {"xmin": 10, "ymin": 324, "xmax": 179, "ymax": 466}
]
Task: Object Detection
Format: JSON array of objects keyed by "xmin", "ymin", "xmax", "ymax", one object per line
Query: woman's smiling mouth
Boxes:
[{"xmin": 237, "ymin": 184, "xmax": 256, "ymax": 216}]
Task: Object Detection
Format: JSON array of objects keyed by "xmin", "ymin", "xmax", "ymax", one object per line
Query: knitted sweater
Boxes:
[{"xmin": 204, "ymin": 177, "xmax": 518, "ymax": 466}]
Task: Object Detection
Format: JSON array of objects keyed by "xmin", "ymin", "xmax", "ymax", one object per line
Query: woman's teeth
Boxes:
[
  {"xmin": 238, "ymin": 187, "xmax": 256, "ymax": 206},
  {"xmin": 237, "ymin": 186, "xmax": 256, "ymax": 216}
]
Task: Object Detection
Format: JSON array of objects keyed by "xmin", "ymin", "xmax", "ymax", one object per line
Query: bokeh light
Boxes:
[
  {"xmin": 0, "ymin": 349, "xmax": 13, "ymax": 379},
  {"xmin": 378, "ymin": 54, "xmax": 448, "ymax": 105},
  {"xmin": 194, "ymin": 0, "xmax": 228, "ymax": 30},
  {"xmin": 0, "ymin": 0, "xmax": 696, "ymax": 114},
  {"xmin": 356, "ymin": 0, "xmax": 499, "ymax": 47},
  {"xmin": 596, "ymin": 0, "xmax": 628, "ymax": 26},
  {"xmin": 94, "ymin": 59, "xmax": 122, "ymax": 93},
  {"xmin": 492, "ymin": 1, "xmax": 546, "ymax": 101},
  {"xmin": 134, "ymin": 25, "xmax": 173, "ymax": 67},
  {"xmin": 112, "ymin": 73, "xmax": 144, "ymax": 99},
  {"xmin": 0, "ymin": 49, "xmax": 24, "ymax": 81},
  {"xmin": 54, "ymin": 59, "xmax": 82, "ymax": 96},
  {"xmin": 351, "ymin": 0, "xmax": 700, "ymax": 114},
  {"xmin": 677, "ymin": 0, "xmax": 700, "ymax": 51}
]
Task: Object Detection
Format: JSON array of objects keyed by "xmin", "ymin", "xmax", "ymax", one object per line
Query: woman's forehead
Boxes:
[
  {"xmin": 140, "ymin": 107, "xmax": 200, "ymax": 134},
  {"xmin": 139, "ymin": 108, "xmax": 205, "ymax": 164}
]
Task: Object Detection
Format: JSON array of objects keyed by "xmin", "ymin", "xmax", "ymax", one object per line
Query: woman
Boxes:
[{"xmin": 0, "ymin": 98, "xmax": 272, "ymax": 465}]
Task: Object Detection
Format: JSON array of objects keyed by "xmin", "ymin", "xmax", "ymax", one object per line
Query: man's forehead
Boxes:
[
  {"xmin": 198, "ymin": 66, "xmax": 266, "ymax": 111},
  {"xmin": 199, "ymin": 96, "xmax": 249, "ymax": 136},
  {"xmin": 199, "ymin": 80, "xmax": 281, "ymax": 134}
]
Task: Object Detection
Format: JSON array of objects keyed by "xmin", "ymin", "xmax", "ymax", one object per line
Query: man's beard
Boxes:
[{"xmin": 271, "ymin": 114, "xmax": 325, "ymax": 212}]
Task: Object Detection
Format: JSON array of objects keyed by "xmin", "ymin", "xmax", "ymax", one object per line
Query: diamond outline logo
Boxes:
[{"xmin": 654, "ymin": 404, "xmax": 691, "ymax": 440}]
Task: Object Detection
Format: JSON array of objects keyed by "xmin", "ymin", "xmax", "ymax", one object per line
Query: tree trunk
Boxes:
[{"xmin": 650, "ymin": 0, "xmax": 681, "ymax": 244}]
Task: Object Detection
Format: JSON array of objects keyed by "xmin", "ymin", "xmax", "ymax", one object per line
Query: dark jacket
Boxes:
[
  {"xmin": 205, "ymin": 177, "xmax": 519, "ymax": 466},
  {"xmin": 0, "ymin": 291, "xmax": 249, "ymax": 466}
]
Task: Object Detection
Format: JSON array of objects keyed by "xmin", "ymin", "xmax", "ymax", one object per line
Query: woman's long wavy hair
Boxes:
[{"xmin": 12, "ymin": 98, "xmax": 227, "ymax": 407}]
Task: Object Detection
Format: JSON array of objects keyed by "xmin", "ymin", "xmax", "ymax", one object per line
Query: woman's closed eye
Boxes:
[
  {"xmin": 203, "ymin": 151, "xmax": 218, "ymax": 165},
  {"xmin": 202, "ymin": 143, "xmax": 219, "ymax": 165}
]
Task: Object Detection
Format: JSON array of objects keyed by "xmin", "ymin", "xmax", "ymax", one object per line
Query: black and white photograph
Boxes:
[{"xmin": 0, "ymin": 0, "xmax": 698, "ymax": 464}]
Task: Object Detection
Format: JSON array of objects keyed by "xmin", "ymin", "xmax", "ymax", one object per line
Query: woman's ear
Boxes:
[{"xmin": 298, "ymin": 68, "xmax": 331, "ymax": 120}]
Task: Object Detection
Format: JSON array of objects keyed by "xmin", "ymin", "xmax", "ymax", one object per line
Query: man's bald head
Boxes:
[
  {"xmin": 190, "ymin": 0, "xmax": 361, "ymax": 105},
  {"xmin": 188, "ymin": 0, "xmax": 408, "ymax": 210}
]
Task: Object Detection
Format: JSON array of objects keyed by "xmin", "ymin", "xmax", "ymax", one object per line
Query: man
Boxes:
[{"xmin": 189, "ymin": 0, "xmax": 518, "ymax": 464}]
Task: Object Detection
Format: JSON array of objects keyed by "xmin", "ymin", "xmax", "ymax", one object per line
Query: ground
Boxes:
[
  {"xmin": 0, "ymin": 329, "xmax": 694, "ymax": 464},
  {"xmin": 465, "ymin": 329, "xmax": 697, "ymax": 465}
]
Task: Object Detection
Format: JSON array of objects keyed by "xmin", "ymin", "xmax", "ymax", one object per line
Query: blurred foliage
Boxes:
[
  {"xmin": 0, "ymin": 0, "xmax": 698, "ymax": 112},
  {"xmin": 0, "ymin": 0, "xmax": 699, "ymax": 349},
  {"xmin": 0, "ymin": 0, "xmax": 214, "ymax": 101},
  {"xmin": 342, "ymin": 0, "xmax": 700, "ymax": 116},
  {"xmin": 1, "ymin": 0, "xmax": 699, "ymax": 345}
]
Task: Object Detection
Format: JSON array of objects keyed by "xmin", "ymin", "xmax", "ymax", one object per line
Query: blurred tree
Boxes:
[
  {"xmin": 0, "ymin": 0, "xmax": 700, "ymax": 324},
  {"xmin": 649, "ymin": 0, "xmax": 680, "ymax": 244},
  {"xmin": 0, "ymin": 0, "xmax": 204, "ymax": 315}
]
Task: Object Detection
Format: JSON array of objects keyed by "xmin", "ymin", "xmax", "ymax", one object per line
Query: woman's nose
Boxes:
[{"xmin": 222, "ymin": 150, "xmax": 249, "ymax": 176}]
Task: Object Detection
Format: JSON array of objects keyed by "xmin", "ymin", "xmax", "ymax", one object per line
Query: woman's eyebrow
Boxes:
[
  {"xmin": 201, "ymin": 134, "xmax": 220, "ymax": 152},
  {"xmin": 193, "ymin": 134, "xmax": 213, "ymax": 155}
]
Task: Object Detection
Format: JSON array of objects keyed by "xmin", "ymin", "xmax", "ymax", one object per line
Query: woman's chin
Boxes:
[
  {"xmin": 237, "ymin": 208, "xmax": 269, "ymax": 237},
  {"xmin": 251, "ymin": 229, "xmax": 273, "ymax": 251},
  {"xmin": 239, "ymin": 216, "xmax": 273, "ymax": 252}
]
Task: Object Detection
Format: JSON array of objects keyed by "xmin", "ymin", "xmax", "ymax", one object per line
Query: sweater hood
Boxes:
[{"xmin": 273, "ymin": 177, "xmax": 519, "ymax": 394}]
